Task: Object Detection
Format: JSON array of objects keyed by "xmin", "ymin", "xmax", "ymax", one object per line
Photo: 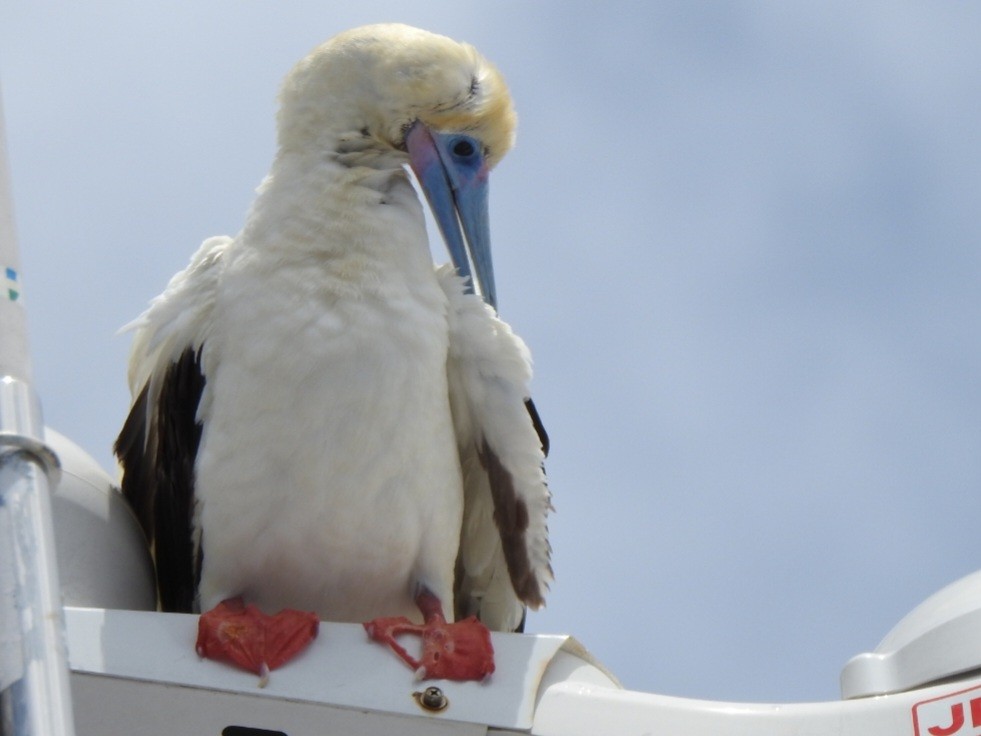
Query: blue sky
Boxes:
[{"xmin": 1, "ymin": 2, "xmax": 980, "ymax": 704}]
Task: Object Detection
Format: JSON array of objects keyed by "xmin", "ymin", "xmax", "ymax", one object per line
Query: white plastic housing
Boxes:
[
  {"xmin": 46, "ymin": 428, "xmax": 156, "ymax": 611},
  {"xmin": 842, "ymin": 570, "xmax": 981, "ymax": 698}
]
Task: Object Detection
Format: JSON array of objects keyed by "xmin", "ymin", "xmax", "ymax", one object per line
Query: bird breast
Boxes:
[{"xmin": 192, "ymin": 227, "xmax": 464, "ymax": 620}]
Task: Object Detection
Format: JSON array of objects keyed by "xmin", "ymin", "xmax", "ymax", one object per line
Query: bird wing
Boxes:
[
  {"xmin": 438, "ymin": 265, "xmax": 553, "ymax": 632},
  {"xmin": 115, "ymin": 236, "xmax": 231, "ymax": 611}
]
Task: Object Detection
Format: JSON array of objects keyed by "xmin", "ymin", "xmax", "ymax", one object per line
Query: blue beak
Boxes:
[{"xmin": 406, "ymin": 122, "xmax": 497, "ymax": 310}]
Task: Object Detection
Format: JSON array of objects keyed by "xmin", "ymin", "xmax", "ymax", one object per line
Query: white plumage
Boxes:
[{"xmin": 117, "ymin": 23, "xmax": 551, "ymax": 636}]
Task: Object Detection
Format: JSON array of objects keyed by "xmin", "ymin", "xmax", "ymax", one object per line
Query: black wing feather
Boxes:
[
  {"xmin": 524, "ymin": 398, "xmax": 549, "ymax": 457},
  {"xmin": 115, "ymin": 347, "xmax": 206, "ymax": 612},
  {"xmin": 453, "ymin": 398, "xmax": 550, "ymax": 631}
]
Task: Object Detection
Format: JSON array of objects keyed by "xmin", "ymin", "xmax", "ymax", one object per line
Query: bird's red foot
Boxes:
[
  {"xmin": 196, "ymin": 597, "xmax": 319, "ymax": 686},
  {"xmin": 363, "ymin": 591, "xmax": 494, "ymax": 681}
]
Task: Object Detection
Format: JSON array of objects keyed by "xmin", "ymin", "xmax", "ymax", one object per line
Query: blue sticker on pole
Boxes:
[{"xmin": 4, "ymin": 266, "xmax": 19, "ymax": 301}]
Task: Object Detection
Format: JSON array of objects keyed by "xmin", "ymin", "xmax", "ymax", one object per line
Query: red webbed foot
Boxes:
[
  {"xmin": 196, "ymin": 597, "xmax": 319, "ymax": 686},
  {"xmin": 363, "ymin": 590, "xmax": 495, "ymax": 681}
]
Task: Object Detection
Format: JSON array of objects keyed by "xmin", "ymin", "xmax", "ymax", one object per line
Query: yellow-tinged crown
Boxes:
[{"xmin": 278, "ymin": 24, "xmax": 516, "ymax": 169}]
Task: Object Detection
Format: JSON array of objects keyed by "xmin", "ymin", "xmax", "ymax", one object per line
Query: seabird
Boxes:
[{"xmin": 115, "ymin": 23, "xmax": 551, "ymax": 679}]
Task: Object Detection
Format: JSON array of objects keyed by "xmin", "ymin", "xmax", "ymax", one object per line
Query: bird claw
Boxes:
[{"xmin": 363, "ymin": 613, "xmax": 495, "ymax": 681}]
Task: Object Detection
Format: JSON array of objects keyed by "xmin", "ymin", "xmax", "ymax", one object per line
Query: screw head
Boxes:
[{"xmin": 413, "ymin": 685, "xmax": 449, "ymax": 712}]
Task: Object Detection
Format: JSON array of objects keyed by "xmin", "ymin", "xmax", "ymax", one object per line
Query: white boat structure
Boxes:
[{"xmin": 3, "ymin": 86, "xmax": 981, "ymax": 736}]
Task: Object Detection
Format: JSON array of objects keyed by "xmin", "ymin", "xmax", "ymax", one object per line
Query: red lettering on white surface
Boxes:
[{"xmin": 913, "ymin": 685, "xmax": 981, "ymax": 736}]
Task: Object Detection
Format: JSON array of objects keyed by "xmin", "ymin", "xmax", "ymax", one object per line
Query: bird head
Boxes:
[{"xmin": 277, "ymin": 24, "xmax": 516, "ymax": 309}]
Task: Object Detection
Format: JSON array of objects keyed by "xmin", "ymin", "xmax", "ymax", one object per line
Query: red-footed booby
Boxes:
[{"xmin": 114, "ymin": 23, "xmax": 551, "ymax": 680}]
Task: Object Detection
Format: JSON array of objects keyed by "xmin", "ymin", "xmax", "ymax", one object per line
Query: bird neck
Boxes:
[
  {"xmin": 235, "ymin": 149, "xmax": 435, "ymax": 300},
  {"xmin": 242, "ymin": 149, "xmax": 419, "ymax": 253}
]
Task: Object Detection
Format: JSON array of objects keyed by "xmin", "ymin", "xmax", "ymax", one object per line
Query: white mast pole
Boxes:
[{"xmin": 0, "ymin": 85, "xmax": 75, "ymax": 736}]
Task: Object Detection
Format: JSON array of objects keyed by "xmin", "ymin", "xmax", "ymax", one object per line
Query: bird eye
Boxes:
[{"xmin": 451, "ymin": 138, "xmax": 476, "ymax": 158}]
